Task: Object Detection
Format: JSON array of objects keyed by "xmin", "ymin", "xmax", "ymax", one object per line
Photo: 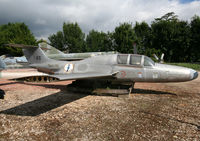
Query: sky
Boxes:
[{"xmin": 0, "ymin": 0, "xmax": 199, "ymax": 40}]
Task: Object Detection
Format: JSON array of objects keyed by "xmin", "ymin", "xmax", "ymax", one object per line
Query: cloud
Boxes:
[{"xmin": 0, "ymin": 0, "xmax": 199, "ymax": 40}]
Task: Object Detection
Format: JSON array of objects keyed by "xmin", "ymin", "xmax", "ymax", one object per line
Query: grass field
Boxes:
[{"xmin": 168, "ymin": 63, "xmax": 200, "ymax": 71}]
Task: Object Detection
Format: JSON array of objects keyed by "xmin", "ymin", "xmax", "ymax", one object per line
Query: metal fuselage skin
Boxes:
[
  {"xmin": 116, "ymin": 56, "xmax": 198, "ymax": 82},
  {"xmin": 33, "ymin": 54, "xmax": 198, "ymax": 83},
  {"xmin": 114, "ymin": 63, "xmax": 197, "ymax": 82}
]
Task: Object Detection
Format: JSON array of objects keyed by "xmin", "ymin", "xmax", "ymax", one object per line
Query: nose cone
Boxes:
[{"xmin": 190, "ymin": 69, "xmax": 198, "ymax": 80}]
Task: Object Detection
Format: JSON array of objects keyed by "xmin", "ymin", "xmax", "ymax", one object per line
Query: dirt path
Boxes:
[{"xmin": 0, "ymin": 76, "xmax": 199, "ymax": 140}]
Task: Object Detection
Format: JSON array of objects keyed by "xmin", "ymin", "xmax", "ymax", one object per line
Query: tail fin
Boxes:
[
  {"xmin": 5, "ymin": 44, "xmax": 50, "ymax": 64},
  {"xmin": 39, "ymin": 42, "xmax": 65, "ymax": 56},
  {"xmin": 0, "ymin": 58, "xmax": 6, "ymax": 69}
]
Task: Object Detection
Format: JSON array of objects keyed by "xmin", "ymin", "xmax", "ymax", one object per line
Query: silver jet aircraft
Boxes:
[{"xmin": 7, "ymin": 44, "xmax": 198, "ymax": 83}]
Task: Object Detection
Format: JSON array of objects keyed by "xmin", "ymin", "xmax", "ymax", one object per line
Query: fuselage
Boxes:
[{"xmin": 32, "ymin": 54, "xmax": 198, "ymax": 83}]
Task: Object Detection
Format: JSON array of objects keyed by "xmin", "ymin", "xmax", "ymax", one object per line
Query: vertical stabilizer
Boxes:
[
  {"xmin": 39, "ymin": 42, "xmax": 65, "ymax": 56},
  {"xmin": 23, "ymin": 47, "xmax": 50, "ymax": 64},
  {"xmin": 4, "ymin": 44, "xmax": 51, "ymax": 65}
]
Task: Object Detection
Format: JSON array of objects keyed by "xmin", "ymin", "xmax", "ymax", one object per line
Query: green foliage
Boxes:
[
  {"xmin": 168, "ymin": 63, "xmax": 200, "ymax": 70},
  {"xmin": 155, "ymin": 12, "xmax": 178, "ymax": 21},
  {"xmin": 48, "ymin": 31, "xmax": 64, "ymax": 51},
  {"xmin": 0, "ymin": 22, "xmax": 36, "ymax": 56},
  {"xmin": 86, "ymin": 30, "xmax": 113, "ymax": 52},
  {"xmin": 36, "ymin": 39, "xmax": 48, "ymax": 44},
  {"xmin": 134, "ymin": 21, "xmax": 152, "ymax": 54},
  {"xmin": 63, "ymin": 22, "xmax": 85, "ymax": 53},
  {"xmin": 189, "ymin": 15, "xmax": 200, "ymax": 62},
  {"xmin": 112, "ymin": 23, "xmax": 137, "ymax": 53},
  {"xmin": 48, "ymin": 22, "xmax": 85, "ymax": 53},
  {"xmin": 151, "ymin": 12, "xmax": 191, "ymax": 62}
]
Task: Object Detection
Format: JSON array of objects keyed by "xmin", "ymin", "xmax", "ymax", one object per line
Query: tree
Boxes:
[
  {"xmin": 48, "ymin": 31, "xmax": 64, "ymax": 51},
  {"xmin": 189, "ymin": 15, "xmax": 200, "ymax": 62},
  {"xmin": 134, "ymin": 21, "xmax": 152, "ymax": 54},
  {"xmin": 86, "ymin": 30, "xmax": 113, "ymax": 52},
  {"xmin": 151, "ymin": 12, "xmax": 190, "ymax": 62},
  {"xmin": 48, "ymin": 22, "xmax": 85, "ymax": 53},
  {"xmin": 0, "ymin": 22, "xmax": 36, "ymax": 56},
  {"xmin": 63, "ymin": 22, "xmax": 85, "ymax": 53},
  {"xmin": 112, "ymin": 23, "xmax": 137, "ymax": 53},
  {"xmin": 36, "ymin": 39, "xmax": 48, "ymax": 44},
  {"xmin": 155, "ymin": 12, "xmax": 178, "ymax": 21}
]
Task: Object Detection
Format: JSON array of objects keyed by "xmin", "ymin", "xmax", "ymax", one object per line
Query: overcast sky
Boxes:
[{"xmin": 0, "ymin": 0, "xmax": 199, "ymax": 40}]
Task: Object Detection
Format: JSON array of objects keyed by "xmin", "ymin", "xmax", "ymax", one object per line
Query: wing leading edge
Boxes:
[{"xmin": 8, "ymin": 72, "xmax": 118, "ymax": 81}]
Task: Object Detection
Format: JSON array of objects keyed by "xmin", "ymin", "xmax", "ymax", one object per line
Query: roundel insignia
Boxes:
[
  {"xmin": 120, "ymin": 71, "xmax": 126, "ymax": 78},
  {"xmin": 64, "ymin": 63, "xmax": 74, "ymax": 73}
]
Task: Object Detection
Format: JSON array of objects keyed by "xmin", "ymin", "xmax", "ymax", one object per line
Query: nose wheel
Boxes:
[{"xmin": 129, "ymin": 82, "xmax": 135, "ymax": 94}]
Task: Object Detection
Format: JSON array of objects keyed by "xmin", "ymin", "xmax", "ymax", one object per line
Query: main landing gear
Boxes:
[{"xmin": 66, "ymin": 80, "xmax": 135, "ymax": 97}]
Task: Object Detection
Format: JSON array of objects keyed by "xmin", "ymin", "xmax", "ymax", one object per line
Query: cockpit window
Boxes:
[
  {"xmin": 130, "ymin": 55, "xmax": 142, "ymax": 65},
  {"xmin": 144, "ymin": 56, "xmax": 155, "ymax": 66},
  {"xmin": 117, "ymin": 55, "xmax": 128, "ymax": 64}
]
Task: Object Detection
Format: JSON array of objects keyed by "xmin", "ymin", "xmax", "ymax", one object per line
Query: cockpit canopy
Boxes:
[
  {"xmin": 117, "ymin": 54, "xmax": 128, "ymax": 64},
  {"xmin": 117, "ymin": 54, "xmax": 155, "ymax": 66},
  {"xmin": 144, "ymin": 56, "xmax": 155, "ymax": 66}
]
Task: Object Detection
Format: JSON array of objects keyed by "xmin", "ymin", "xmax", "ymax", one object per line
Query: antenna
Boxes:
[
  {"xmin": 153, "ymin": 54, "xmax": 159, "ymax": 61},
  {"xmin": 153, "ymin": 53, "xmax": 164, "ymax": 63},
  {"xmin": 160, "ymin": 53, "xmax": 164, "ymax": 63}
]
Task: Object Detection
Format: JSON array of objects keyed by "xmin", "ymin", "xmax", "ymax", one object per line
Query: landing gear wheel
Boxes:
[{"xmin": 129, "ymin": 82, "xmax": 135, "ymax": 94}]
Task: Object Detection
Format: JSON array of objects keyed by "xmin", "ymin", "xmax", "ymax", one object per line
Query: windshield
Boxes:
[{"xmin": 144, "ymin": 56, "xmax": 155, "ymax": 66}]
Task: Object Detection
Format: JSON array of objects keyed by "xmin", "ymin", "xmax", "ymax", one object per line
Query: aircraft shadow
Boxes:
[
  {"xmin": 24, "ymin": 82, "xmax": 70, "ymax": 90},
  {"xmin": 0, "ymin": 90, "xmax": 88, "ymax": 116},
  {"xmin": 133, "ymin": 88, "xmax": 177, "ymax": 96},
  {"xmin": 0, "ymin": 82, "xmax": 176, "ymax": 116},
  {"xmin": 0, "ymin": 89, "xmax": 5, "ymax": 99}
]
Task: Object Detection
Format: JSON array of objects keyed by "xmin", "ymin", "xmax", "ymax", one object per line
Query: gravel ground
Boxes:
[{"xmin": 0, "ymin": 75, "xmax": 200, "ymax": 141}]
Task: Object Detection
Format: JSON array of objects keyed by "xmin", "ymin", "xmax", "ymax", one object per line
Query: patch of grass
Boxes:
[{"xmin": 168, "ymin": 63, "xmax": 200, "ymax": 70}]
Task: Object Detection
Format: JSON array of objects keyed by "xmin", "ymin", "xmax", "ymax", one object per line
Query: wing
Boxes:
[
  {"xmin": 52, "ymin": 72, "xmax": 118, "ymax": 81},
  {"xmin": 8, "ymin": 72, "xmax": 118, "ymax": 81}
]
